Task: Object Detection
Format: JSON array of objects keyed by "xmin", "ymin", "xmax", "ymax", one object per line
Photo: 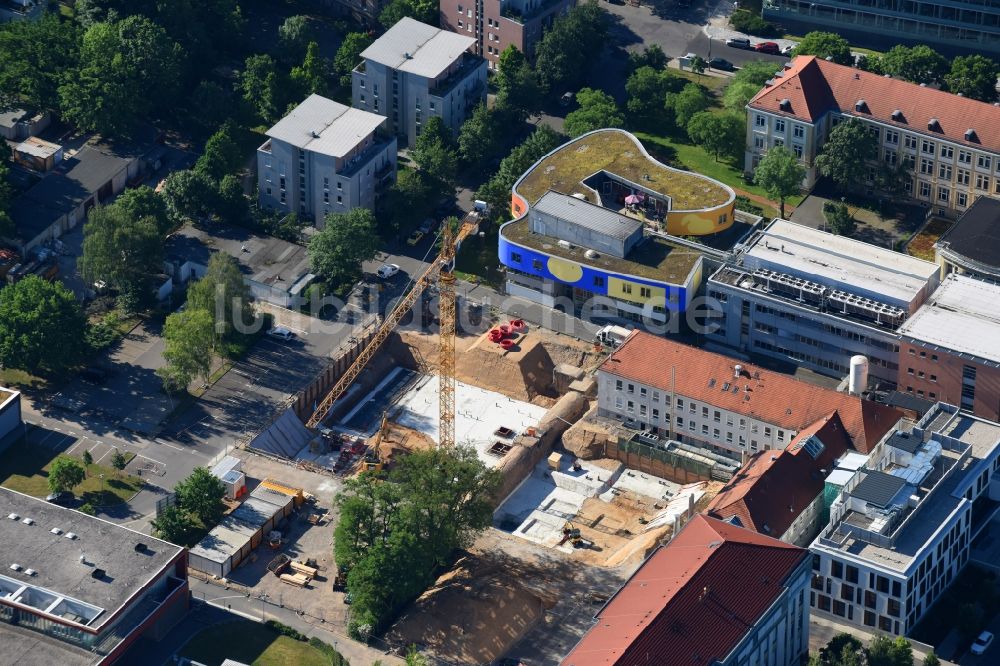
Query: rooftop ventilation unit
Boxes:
[
  {"xmin": 50, "ymin": 527, "xmax": 62, "ymax": 535},
  {"xmin": 7, "ymin": 513, "xmax": 18, "ymax": 521},
  {"xmin": 10, "ymin": 564, "xmax": 22, "ymax": 572},
  {"xmin": 134, "ymin": 543, "xmax": 149, "ymax": 554},
  {"xmin": 65, "ymin": 532, "xmax": 78, "ymax": 540},
  {"xmin": 24, "ymin": 569, "xmax": 36, "ymax": 577},
  {"xmin": 21, "ymin": 518, "xmax": 33, "ymax": 526},
  {"xmin": 91, "ymin": 569, "xmax": 105, "ymax": 580}
]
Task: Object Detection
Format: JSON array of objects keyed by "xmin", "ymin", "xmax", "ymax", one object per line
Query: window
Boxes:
[
  {"xmin": 773, "ymin": 138, "xmax": 784, "ymax": 148},
  {"xmin": 864, "ymin": 591, "xmax": 877, "ymax": 609},
  {"xmin": 919, "ymin": 181, "xmax": 931, "ymax": 198},
  {"xmin": 905, "ymin": 135, "xmax": 918, "ymax": 150},
  {"xmin": 754, "ymin": 136, "xmax": 765, "ymax": 149},
  {"xmin": 831, "ymin": 561, "xmax": 843, "ymax": 578},
  {"xmin": 593, "ymin": 276, "xmax": 605, "ymax": 287},
  {"xmin": 701, "ymin": 424, "xmax": 709, "ymax": 435},
  {"xmin": 976, "ymin": 173, "xmax": 990, "ymax": 190},
  {"xmin": 957, "ymin": 168, "xmax": 970, "ymax": 185},
  {"xmin": 940, "ymin": 145, "xmax": 954, "ymax": 160},
  {"xmin": 755, "ymin": 114, "xmax": 766, "ymax": 128},
  {"xmin": 510, "ymin": 252, "xmax": 522, "ymax": 263},
  {"xmin": 959, "ymin": 149, "xmax": 972, "ymax": 164},
  {"xmin": 958, "ymin": 192, "xmax": 968, "ymax": 207},
  {"xmin": 336, "ymin": 195, "xmax": 342, "ymax": 204},
  {"xmin": 979, "ymin": 155, "xmax": 993, "ymax": 170},
  {"xmin": 884, "ymin": 149, "xmax": 897, "ymax": 165},
  {"xmin": 920, "ymin": 158, "xmax": 933, "ymax": 175},
  {"xmin": 775, "ymin": 118, "xmax": 785, "ymax": 132},
  {"xmin": 639, "ymin": 287, "xmax": 652, "ymax": 298},
  {"xmin": 652, "ymin": 409, "xmax": 659, "ymax": 420},
  {"xmin": 885, "ymin": 129, "xmax": 899, "ymax": 144},
  {"xmin": 938, "ymin": 186, "xmax": 950, "ymax": 203},
  {"xmin": 622, "ymin": 283, "xmax": 632, "ymax": 294},
  {"xmin": 847, "ymin": 565, "xmax": 859, "ymax": 584},
  {"xmin": 793, "ymin": 124, "xmax": 805, "ymax": 139},
  {"xmin": 640, "ymin": 388, "xmax": 647, "ymax": 398},
  {"xmin": 360, "ymin": 94, "xmax": 366, "ymax": 104},
  {"xmin": 531, "ymin": 259, "xmax": 543, "ymax": 270},
  {"xmin": 938, "ymin": 164, "xmax": 952, "ymax": 180},
  {"xmin": 793, "ymin": 144, "xmax": 803, "ymax": 159},
  {"xmin": 921, "ymin": 140, "xmax": 935, "ymax": 155}
]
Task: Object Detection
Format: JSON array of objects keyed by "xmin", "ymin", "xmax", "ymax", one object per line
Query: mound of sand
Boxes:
[{"xmin": 387, "ymin": 554, "xmax": 547, "ymax": 665}]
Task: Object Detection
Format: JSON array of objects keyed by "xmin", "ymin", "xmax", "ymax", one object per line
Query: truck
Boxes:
[{"xmin": 594, "ymin": 325, "xmax": 633, "ymax": 348}]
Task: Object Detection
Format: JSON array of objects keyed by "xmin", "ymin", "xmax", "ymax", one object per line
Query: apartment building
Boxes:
[
  {"xmin": 746, "ymin": 56, "xmax": 1000, "ymax": 217},
  {"xmin": 763, "ymin": 0, "xmax": 1000, "ymax": 57},
  {"xmin": 707, "ymin": 219, "xmax": 939, "ymax": 387},
  {"xmin": 935, "ymin": 195, "xmax": 1000, "ymax": 282},
  {"xmin": 565, "ymin": 514, "xmax": 811, "ymax": 666},
  {"xmin": 897, "ymin": 274, "xmax": 1000, "ymax": 422},
  {"xmin": 257, "ymin": 94, "xmax": 397, "ymax": 227},
  {"xmin": 352, "ymin": 17, "xmax": 487, "ymax": 147},
  {"xmin": 596, "ymin": 331, "xmax": 903, "ymax": 461},
  {"xmin": 809, "ymin": 403, "xmax": 1000, "ymax": 636},
  {"xmin": 439, "ymin": 0, "xmax": 575, "ymax": 68}
]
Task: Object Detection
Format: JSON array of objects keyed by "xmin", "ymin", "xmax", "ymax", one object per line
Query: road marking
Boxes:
[{"xmin": 161, "ymin": 442, "xmax": 184, "ymax": 452}]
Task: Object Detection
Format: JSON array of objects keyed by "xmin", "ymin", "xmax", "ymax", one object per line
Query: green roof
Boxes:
[
  {"xmin": 501, "ymin": 217, "xmax": 701, "ymax": 283},
  {"xmin": 516, "ymin": 130, "xmax": 732, "ymax": 211}
]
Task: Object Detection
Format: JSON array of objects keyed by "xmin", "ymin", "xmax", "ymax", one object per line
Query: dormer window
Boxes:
[
  {"xmin": 891, "ymin": 109, "xmax": 905, "ymax": 122},
  {"xmin": 855, "ymin": 99, "xmax": 868, "ymax": 113},
  {"xmin": 928, "ymin": 118, "xmax": 941, "ymax": 132}
]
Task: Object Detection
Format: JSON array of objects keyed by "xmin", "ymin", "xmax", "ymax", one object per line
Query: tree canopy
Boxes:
[
  {"xmin": 946, "ymin": 54, "xmax": 1000, "ymax": 102},
  {"xmin": 792, "ymin": 31, "xmax": 852, "ymax": 65},
  {"xmin": 686, "ymin": 111, "xmax": 745, "ymax": 163},
  {"xmin": 158, "ymin": 307, "xmax": 215, "ymax": 391},
  {"xmin": 175, "ymin": 467, "xmax": 226, "ymax": 526},
  {"xmin": 494, "ymin": 45, "xmax": 543, "ymax": 119},
  {"xmin": 412, "ymin": 116, "xmax": 458, "ymax": 186},
  {"xmin": 161, "ymin": 170, "xmax": 218, "ymax": 223},
  {"xmin": 186, "ymin": 253, "xmax": 253, "ymax": 344},
  {"xmin": 277, "ymin": 15, "xmax": 313, "ymax": 61},
  {"xmin": 309, "ymin": 208, "xmax": 380, "ymax": 284},
  {"xmin": 151, "ymin": 503, "xmax": 196, "ymax": 545},
  {"xmin": 626, "ymin": 66, "xmax": 683, "ymax": 129},
  {"xmin": 114, "ymin": 185, "xmax": 171, "ymax": 235},
  {"xmin": 379, "ymin": 0, "xmax": 438, "ymax": 29},
  {"xmin": 334, "ymin": 32, "xmax": 373, "ymax": 89},
  {"xmin": 564, "ymin": 88, "xmax": 623, "ymax": 138},
  {"xmin": 476, "ymin": 126, "xmax": 562, "ymax": 216},
  {"xmin": 876, "ymin": 44, "xmax": 948, "ymax": 85},
  {"xmin": 534, "ymin": 1, "xmax": 608, "ymax": 93},
  {"xmin": 291, "ymin": 41, "xmax": 331, "ymax": 98},
  {"xmin": 668, "ymin": 83, "xmax": 711, "ymax": 128},
  {"xmin": 78, "ymin": 203, "xmax": 163, "ymax": 308},
  {"xmin": 815, "ymin": 118, "xmax": 877, "ymax": 190},
  {"xmin": 239, "ymin": 54, "xmax": 286, "ymax": 123},
  {"xmin": 458, "ymin": 103, "xmax": 503, "ymax": 166},
  {"xmin": 753, "ymin": 145, "xmax": 805, "ymax": 217},
  {"xmin": 0, "ymin": 276, "xmax": 88, "ymax": 374},
  {"xmin": 48, "ymin": 458, "xmax": 85, "ymax": 495},
  {"xmin": 0, "ymin": 15, "xmax": 80, "ymax": 113}
]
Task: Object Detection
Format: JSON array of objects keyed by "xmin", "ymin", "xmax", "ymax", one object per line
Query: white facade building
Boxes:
[
  {"xmin": 352, "ymin": 17, "xmax": 487, "ymax": 147},
  {"xmin": 257, "ymin": 94, "xmax": 396, "ymax": 227}
]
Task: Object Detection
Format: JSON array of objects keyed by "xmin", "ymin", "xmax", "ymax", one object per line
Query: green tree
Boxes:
[
  {"xmin": 668, "ymin": 83, "xmax": 710, "ymax": 127},
  {"xmin": 114, "ymin": 185, "xmax": 172, "ymax": 235},
  {"xmin": 291, "ymin": 41, "xmax": 330, "ymax": 97},
  {"xmin": 922, "ymin": 652, "xmax": 940, "ymax": 666},
  {"xmin": 494, "ymin": 45, "xmax": 543, "ymax": 119},
  {"xmin": 792, "ymin": 31, "xmax": 852, "ymax": 65},
  {"xmin": 534, "ymin": 1, "xmax": 608, "ymax": 93},
  {"xmin": 412, "ymin": 116, "xmax": 458, "ymax": 186},
  {"xmin": 945, "ymin": 54, "xmax": 1000, "ymax": 102},
  {"xmin": 733, "ymin": 60, "xmax": 782, "ymax": 87},
  {"xmin": 334, "ymin": 32, "xmax": 373, "ymax": 89},
  {"xmin": 814, "ymin": 118, "xmax": 877, "ymax": 190},
  {"xmin": 0, "ymin": 276, "xmax": 87, "ymax": 374},
  {"xmin": 378, "ymin": 0, "xmax": 439, "ymax": 29},
  {"xmin": 686, "ymin": 111, "xmax": 745, "ymax": 163},
  {"xmin": 689, "ymin": 55, "xmax": 706, "ymax": 78},
  {"xmin": 175, "ymin": 466, "xmax": 226, "ymax": 526},
  {"xmin": 216, "ymin": 174, "xmax": 249, "ymax": 225},
  {"xmin": 48, "ymin": 458, "xmax": 85, "ymax": 495},
  {"xmin": 158, "ymin": 307, "xmax": 215, "ymax": 391},
  {"xmin": 627, "ymin": 44, "xmax": 668, "ymax": 73},
  {"xmin": 151, "ymin": 503, "xmax": 196, "ymax": 544},
  {"xmin": 0, "ymin": 143, "xmax": 13, "ymax": 238},
  {"xmin": 186, "ymin": 253, "xmax": 252, "ymax": 344},
  {"xmin": 278, "ymin": 15, "xmax": 313, "ymax": 60},
  {"xmin": 79, "ymin": 203, "xmax": 163, "ymax": 307},
  {"xmin": 458, "ymin": 103, "xmax": 502, "ymax": 166},
  {"xmin": 878, "ymin": 44, "xmax": 948, "ymax": 85},
  {"xmin": 309, "ymin": 208, "xmax": 380, "ymax": 284},
  {"xmin": 867, "ymin": 634, "xmax": 913, "ymax": 666},
  {"xmin": 59, "ymin": 16, "xmax": 183, "ymax": 136},
  {"xmin": 0, "ymin": 15, "xmax": 81, "ymax": 113},
  {"xmin": 564, "ymin": 88, "xmax": 623, "ymax": 138},
  {"xmin": 476, "ymin": 126, "xmax": 562, "ymax": 217},
  {"xmin": 195, "ymin": 122, "xmax": 242, "ymax": 181},
  {"xmin": 83, "ymin": 449, "xmax": 94, "ymax": 468},
  {"xmin": 161, "ymin": 170, "xmax": 218, "ymax": 223},
  {"xmin": 110, "ymin": 448, "xmax": 128, "ymax": 476},
  {"xmin": 239, "ymin": 54, "xmax": 285, "ymax": 122},
  {"xmin": 189, "ymin": 80, "xmax": 234, "ymax": 134},
  {"xmin": 818, "ymin": 633, "xmax": 865, "ymax": 665},
  {"xmin": 405, "ymin": 646, "xmax": 429, "ymax": 666},
  {"xmin": 753, "ymin": 145, "xmax": 805, "ymax": 217},
  {"xmin": 723, "ymin": 80, "xmax": 763, "ymax": 113},
  {"xmin": 625, "ymin": 66, "xmax": 683, "ymax": 129},
  {"xmin": 824, "ymin": 201, "xmax": 856, "ymax": 236}
]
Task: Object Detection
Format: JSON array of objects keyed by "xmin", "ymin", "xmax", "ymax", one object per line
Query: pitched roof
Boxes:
[
  {"xmin": 600, "ymin": 331, "xmax": 903, "ymax": 453},
  {"xmin": 750, "ymin": 56, "xmax": 1000, "ymax": 154},
  {"xmin": 706, "ymin": 413, "xmax": 850, "ymax": 538},
  {"xmin": 563, "ymin": 514, "xmax": 807, "ymax": 666},
  {"xmin": 360, "ymin": 17, "xmax": 475, "ymax": 79},
  {"xmin": 936, "ymin": 196, "xmax": 1000, "ymax": 270}
]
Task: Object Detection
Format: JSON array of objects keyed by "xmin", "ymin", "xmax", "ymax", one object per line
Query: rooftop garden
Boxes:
[
  {"xmin": 515, "ymin": 130, "xmax": 732, "ymax": 212},
  {"xmin": 906, "ymin": 217, "xmax": 953, "ymax": 262}
]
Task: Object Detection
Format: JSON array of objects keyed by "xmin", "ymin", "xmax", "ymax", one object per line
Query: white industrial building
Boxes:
[
  {"xmin": 809, "ymin": 402, "xmax": 1000, "ymax": 635},
  {"xmin": 257, "ymin": 94, "xmax": 397, "ymax": 227},
  {"xmin": 352, "ymin": 17, "xmax": 487, "ymax": 147},
  {"xmin": 707, "ymin": 219, "xmax": 939, "ymax": 387}
]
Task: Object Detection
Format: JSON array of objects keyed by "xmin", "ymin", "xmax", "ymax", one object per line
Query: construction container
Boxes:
[{"xmin": 548, "ymin": 452, "xmax": 563, "ymax": 471}]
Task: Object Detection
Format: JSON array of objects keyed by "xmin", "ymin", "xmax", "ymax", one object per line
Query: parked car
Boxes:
[
  {"xmin": 418, "ymin": 218, "xmax": 437, "ymax": 235},
  {"xmin": 725, "ymin": 37, "xmax": 751, "ymax": 49},
  {"xmin": 754, "ymin": 41, "xmax": 781, "ymax": 55},
  {"xmin": 972, "ymin": 631, "xmax": 995, "ymax": 655},
  {"xmin": 46, "ymin": 491, "xmax": 75, "ymax": 506},
  {"xmin": 560, "ymin": 92, "xmax": 575, "ymax": 106},
  {"xmin": 709, "ymin": 57, "xmax": 734, "ymax": 71},
  {"xmin": 376, "ymin": 263, "xmax": 400, "ymax": 279},
  {"xmin": 781, "ymin": 44, "xmax": 796, "ymax": 56},
  {"xmin": 268, "ymin": 326, "xmax": 295, "ymax": 341},
  {"xmin": 406, "ymin": 229, "xmax": 425, "ymax": 246}
]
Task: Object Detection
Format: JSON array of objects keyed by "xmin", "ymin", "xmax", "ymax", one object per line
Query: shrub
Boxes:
[
  {"xmin": 729, "ymin": 9, "xmax": 780, "ymax": 37},
  {"xmin": 265, "ymin": 619, "xmax": 307, "ymax": 641},
  {"xmin": 734, "ymin": 195, "xmax": 765, "ymax": 217},
  {"xmin": 308, "ymin": 637, "xmax": 350, "ymax": 665}
]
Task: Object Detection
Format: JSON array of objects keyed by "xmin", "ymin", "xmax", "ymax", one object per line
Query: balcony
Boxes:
[
  {"xmin": 500, "ymin": 0, "xmax": 568, "ymax": 23},
  {"xmin": 429, "ymin": 56, "xmax": 484, "ymax": 98}
]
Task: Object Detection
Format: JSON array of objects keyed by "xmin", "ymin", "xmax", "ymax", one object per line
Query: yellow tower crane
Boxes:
[{"xmin": 305, "ymin": 215, "xmax": 479, "ymax": 449}]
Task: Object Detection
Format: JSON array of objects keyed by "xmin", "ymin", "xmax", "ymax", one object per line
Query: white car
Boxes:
[
  {"xmin": 781, "ymin": 44, "xmax": 796, "ymax": 56},
  {"xmin": 268, "ymin": 326, "xmax": 295, "ymax": 341},
  {"xmin": 972, "ymin": 630, "xmax": 994, "ymax": 655},
  {"xmin": 376, "ymin": 263, "xmax": 400, "ymax": 279}
]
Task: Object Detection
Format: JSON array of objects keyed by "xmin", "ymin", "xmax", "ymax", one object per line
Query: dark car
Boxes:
[
  {"xmin": 754, "ymin": 41, "xmax": 781, "ymax": 55},
  {"xmin": 708, "ymin": 58, "xmax": 734, "ymax": 71},
  {"xmin": 725, "ymin": 37, "xmax": 751, "ymax": 50},
  {"xmin": 46, "ymin": 491, "xmax": 75, "ymax": 506}
]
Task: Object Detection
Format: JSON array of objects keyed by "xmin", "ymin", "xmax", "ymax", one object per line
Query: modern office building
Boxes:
[
  {"xmin": 746, "ymin": 56, "xmax": 1000, "ymax": 217},
  {"xmin": 352, "ymin": 17, "xmax": 487, "ymax": 147},
  {"xmin": 706, "ymin": 413, "xmax": 851, "ymax": 547},
  {"xmin": 439, "ymin": 0, "xmax": 575, "ymax": 68},
  {"xmin": 809, "ymin": 402, "xmax": 1000, "ymax": 636},
  {"xmin": 499, "ymin": 129, "xmax": 736, "ymax": 325},
  {"xmin": 257, "ymin": 94, "xmax": 396, "ymax": 227},
  {"xmin": 0, "ymin": 487, "xmax": 189, "ymax": 665},
  {"xmin": 762, "ymin": 0, "xmax": 1000, "ymax": 57},
  {"xmin": 564, "ymin": 513, "xmax": 811, "ymax": 666},
  {"xmin": 707, "ymin": 219, "xmax": 939, "ymax": 387},
  {"xmin": 896, "ymin": 274, "xmax": 1000, "ymax": 421},
  {"xmin": 596, "ymin": 330, "xmax": 903, "ymax": 460},
  {"xmin": 934, "ymin": 195, "xmax": 1000, "ymax": 282}
]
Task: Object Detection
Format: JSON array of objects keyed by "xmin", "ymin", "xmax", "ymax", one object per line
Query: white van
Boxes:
[{"xmin": 594, "ymin": 325, "xmax": 633, "ymax": 347}]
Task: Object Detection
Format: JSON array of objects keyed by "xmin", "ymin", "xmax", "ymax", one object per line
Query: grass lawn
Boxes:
[
  {"xmin": 670, "ymin": 68, "xmax": 730, "ymax": 92},
  {"xmin": 0, "ymin": 441, "xmax": 143, "ymax": 506},
  {"xmin": 180, "ymin": 621, "xmax": 333, "ymax": 666},
  {"xmin": 906, "ymin": 217, "xmax": 953, "ymax": 261},
  {"xmin": 0, "ymin": 368, "xmax": 47, "ymax": 390}
]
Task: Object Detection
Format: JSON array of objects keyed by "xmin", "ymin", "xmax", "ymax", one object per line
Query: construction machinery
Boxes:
[
  {"xmin": 363, "ymin": 412, "xmax": 389, "ymax": 472},
  {"xmin": 304, "ymin": 213, "xmax": 480, "ymax": 450}
]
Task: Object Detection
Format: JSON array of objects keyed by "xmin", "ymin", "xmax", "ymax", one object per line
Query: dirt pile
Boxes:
[{"xmin": 562, "ymin": 410, "xmax": 615, "ymax": 459}]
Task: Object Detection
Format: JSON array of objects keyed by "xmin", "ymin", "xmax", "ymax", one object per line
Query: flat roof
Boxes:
[
  {"xmin": 932, "ymin": 409, "xmax": 1000, "ymax": 460},
  {"xmin": 501, "ymin": 216, "xmax": 701, "ymax": 283},
  {"xmin": 533, "ymin": 190, "xmax": 643, "ymax": 240},
  {"xmin": 189, "ymin": 517, "xmax": 257, "ymax": 565},
  {"xmin": 15, "ymin": 137, "xmax": 61, "ymax": 159},
  {"xmin": 897, "ymin": 274, "xmax": 1000, "ymax": 365},
  {"xmin": 851, "ymin": 470, "xmax": 908, "ymax": 508},
  {"xmin": 515, "ymin": 129, "xmax": 733, "ymax": 212},
  {"xmin": 0, "ymin": 623, "xmax": 97, "ymax": 666},
  {"xmin": 744, "ymin": 219, "xmax": 937, "ymax": 306},
  {"xmin": 360, "ymin": 17, "xmax": 475, "ymax": 79},
  {"xmin": 937, "ymin": 196, "xmax": 1000, "ymax": 271},
  {"xmin": 166, "ymin": 224, "xmax": 310, "ymax": 295},
  {"xmin": 0, "ymin": 488, "xmax": 182, "ymax": 631},
  {"xmin": 265, "ymin": 94, "xmax": 385, "ymax": 158}
]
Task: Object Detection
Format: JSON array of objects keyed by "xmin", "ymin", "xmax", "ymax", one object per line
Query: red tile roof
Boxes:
[
  {"xmin": 599, "ymin": 331, "xmax": 902, "ymax": 453},
  {"xmin": 562, "ymin": 514, "xmax": 808, "ymax": 666},
  {"xmin": 749, "ymin": 56, "xmax": 1000, "ymax": 154},
  {"xmin": 705, "ymin": 413, "xmax": 849, "ymax": 538}
]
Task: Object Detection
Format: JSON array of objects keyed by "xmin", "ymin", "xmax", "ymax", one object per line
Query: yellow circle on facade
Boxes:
[{"xmin": 547, "ymin": 256, "xmax": 584, "ymax": 283}]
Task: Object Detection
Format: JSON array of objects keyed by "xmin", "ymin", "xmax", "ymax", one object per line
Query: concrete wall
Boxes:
[
  {"xmin": 605, "ymin": 439, "xmax": 715, "ymax": 485},
  {"xmin": 529, "ymin": 207, "xmax": 637, "ymax": 258},
  {"xmin": 292, "ymin": 318, "xmax": 381, "ymax": 421},
  {"xmin": 0, "ymin": 389, "xmax": 22, "ymax": 444}
]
